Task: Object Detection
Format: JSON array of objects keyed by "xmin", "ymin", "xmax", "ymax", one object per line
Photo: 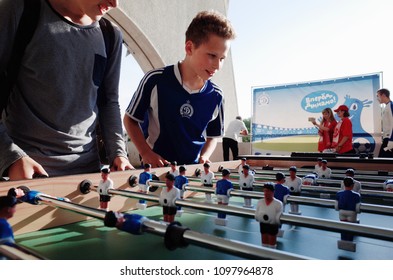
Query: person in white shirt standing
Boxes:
[
  {"xmin": 222, "ymin": 116, "xmax": 248, "ymax": 161},
  {"xmin": 376, "ymin": 88, "xmax": 393, "ymax": 158}
]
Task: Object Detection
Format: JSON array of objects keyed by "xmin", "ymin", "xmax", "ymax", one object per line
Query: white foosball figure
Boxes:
[
  {"xmin": 199, "ymin": 163, "xmax": 215, "ymax": 203},
  {"xmin": 239, "ymin": 164, "xmax": 255, "ymax": 208},
  {"xmin": 286, "ymin": 166, "xmax": 302, "ymax": 215},
  {"xmin": 255, "ymin": 183, "xmax": 283, "ymax": 248}
]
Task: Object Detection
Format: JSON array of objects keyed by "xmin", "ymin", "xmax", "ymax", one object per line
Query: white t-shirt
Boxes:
[
  {"xmin": 200, "ymin": 170, "xmax": 214, "ymax": 185},
  {"xmin": 223, "ymin": 119, "xmax": 248, "ymax": 141},
  {"xmin": 255, "ymin": 198, "xmax": 283, "ymax": 224},
  {"xmin": 159, "ymin": 187, "xmax": 180, "ymax": 207},
  {"xmin": 239, "ymin": 173, "xmax": 254, "ymax": 189},
  {"xmin": 286, "ymin": 176, "xmax": 302, "ymax": 193},
  {"xmin": 382, "ymin": 101, "xmax": 393, "ymax": 139},
  {"xmin": 97, "ymin": 179, "xmax": 114, "ymax": 195},
  {"xmin": 317, "ymin": 167, "xmax": 331, "ymax": 179}
]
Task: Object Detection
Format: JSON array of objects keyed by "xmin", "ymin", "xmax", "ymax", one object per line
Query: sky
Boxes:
[{"xmin": 119, "ymin": 0, "xmax": 393, "ymax": 119}]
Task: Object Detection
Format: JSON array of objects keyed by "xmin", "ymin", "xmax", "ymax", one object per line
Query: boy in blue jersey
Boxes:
[
  {"xmin": 124, "ymin": 11, "xmax": 236, "ymax": 167},
  {"xmin": 0, "ymin": 196, "xmax": 17, "ymax": 246},
  {"xmin": 215, "ymin": 168, "xmax": 233, "ymax": 226},
  {"xmin": 335, "ymin": 177, "xmax": 361, "ymax": 251},
  {"xmin": 137, "ymin": 163, "xmax": 153, "ymax": 210}
]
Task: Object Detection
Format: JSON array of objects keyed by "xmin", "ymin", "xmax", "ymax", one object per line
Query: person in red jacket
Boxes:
[
  {"xmin": 311, "ymin": 108, "xmax": 337, "ymax": 152},
  {"xmin": 332, "ymin": 105, "xmax": 355, "ymax": 154}
]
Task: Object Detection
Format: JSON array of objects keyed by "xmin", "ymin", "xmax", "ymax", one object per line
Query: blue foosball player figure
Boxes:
[
  {"xmin": 0, "ymin": 196, "xmax": 18, "ymax": 246},
  {"xmin": 174, "ymin": 166, "xmax": 188, "ymax": 216},
  {"xmin": 214, "ymin": 168, "xmax": 233, "ymax": 226},
  {"xmin": 255, "ymin": 183, "xmax": 283, "ymax": 249},
  {"xmin": 137, "ymin": 163, "xmax": 153, "ymax": 210},
  {"xmin": 335, "ymin": 177, "xmax": 361, "ymax": 252}
]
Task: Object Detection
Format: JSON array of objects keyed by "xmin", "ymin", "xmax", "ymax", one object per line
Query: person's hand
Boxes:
[
  {"xmin": 111, "ymin": 156, "xmax": 135, "ymax": 171},
  {"xmin": 7, "ymin": 156, "xmax": 48, "ymax": 181},
  {"xmin": 384, "ymin": 141, "xmax": 393, "ymax": 151},
  {"xmin": 198, "ymin": 155, "xmax": 211, "ymax": 164},
  {"xmin": 141, "ymin": 150, "xmax": 169, "ymax": 167}
]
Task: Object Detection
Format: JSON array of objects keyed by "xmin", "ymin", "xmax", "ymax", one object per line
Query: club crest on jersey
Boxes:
[{"xmin": 180, "ymin": 101, "xmax": 194, "ymax": 118}]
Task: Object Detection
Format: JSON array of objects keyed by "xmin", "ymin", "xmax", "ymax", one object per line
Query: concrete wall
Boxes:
[{"xmin": 108, "ymin": 1, "xmax": 240, "ymax": 165}]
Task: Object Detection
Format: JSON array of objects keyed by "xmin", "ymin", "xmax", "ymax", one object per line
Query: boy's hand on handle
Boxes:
[
  {"xmin": 111, "ymin": 156, "xmax": 135, "ymax": 171},
  {"xmin": 8, "ymin": 156, "xmax": 48, "ymax": 180},
  {"xmin": 141, "ymin": 150, "xmax": 169, "ymax": 167}
]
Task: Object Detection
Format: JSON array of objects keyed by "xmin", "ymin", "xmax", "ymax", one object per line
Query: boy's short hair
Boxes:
[
  {"xmin": 242, "ymin": 164, "xmax": 250, "ymax": 170},
  {"xmin": 377, "ymin": 88, "xmax": 390, "ymax": 98},
  {"xmin": 185, "ymin": 10, "xmax": 236, "ymax": 48},
  {"xmin": 203, "ymin": 162, "xmax": 210, "ymax": 168}
]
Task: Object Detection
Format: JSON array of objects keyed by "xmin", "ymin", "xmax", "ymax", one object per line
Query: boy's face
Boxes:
[
  {"xmin": 186, "ymin": 34, "xmax": 231, "ymax": 81},
  {"xmin": 85, "ymin": 0, "xmax": 119, "ymax": 20}
]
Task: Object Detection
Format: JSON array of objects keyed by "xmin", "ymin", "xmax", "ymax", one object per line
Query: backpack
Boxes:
[{"xmin": 0, "ymin": 0, "xmax": 116, "ymax": 164}]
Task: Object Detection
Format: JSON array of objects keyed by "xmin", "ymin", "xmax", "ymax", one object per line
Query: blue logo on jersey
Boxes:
[
  {"xmin": 301, "ymin": 90, "xmax": 338, "ymax": 113},
  {"xmin": 180, "ymin": 101, "xmax": 194, "ymax": 118}
]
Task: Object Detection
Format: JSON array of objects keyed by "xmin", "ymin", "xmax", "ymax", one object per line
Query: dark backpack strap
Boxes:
[
  {"xmin": 96, "ymin": 17, "xmax": 116, "ymax": 164},
  {"xmin": 97, "ymin": 17, "xmax": 115, "ymax": 106},
  {"xmin": 0, "ymin": 0, "xmax": 41, "ymax": 115}
]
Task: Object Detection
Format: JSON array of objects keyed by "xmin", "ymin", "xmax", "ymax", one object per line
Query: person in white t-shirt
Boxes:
[{"xmin": 222, "ymin": 116, "xmax": 248, "ymax": 161}]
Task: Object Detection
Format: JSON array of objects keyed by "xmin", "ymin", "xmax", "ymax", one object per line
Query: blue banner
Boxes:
[{"xmin": 251, "ymin": 73, "xmax": 382, "ymax": 154}]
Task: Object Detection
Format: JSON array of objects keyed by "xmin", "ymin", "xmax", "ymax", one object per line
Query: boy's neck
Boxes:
[
  {"xmin": 178, "ymin": 61, "xmax": 206, "ymax": 91},
  {"xmin": 48, "ymin": 0, "xmax": 96, "ymax": 25}
]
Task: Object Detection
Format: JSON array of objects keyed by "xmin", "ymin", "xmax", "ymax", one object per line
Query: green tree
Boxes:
[{"xmin": 242, "ymin": 117, "xmax": 251, "ymax": 143}]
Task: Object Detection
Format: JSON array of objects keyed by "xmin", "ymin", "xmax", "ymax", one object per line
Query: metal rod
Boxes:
[
  {"xmin": 146, "ymin": 181, "xmax": 393, "ymax": 216},
  {"xmin": 0, "ymin": 244, "xmax": 46, "ymax": 260},
  {"xmin": 101, "ymin": 187, "xmax": 393, "ymax": 242},
  {"xmin": 34, "ymin": 191, "xmax": 311, "ymax": 259},
  {"xmin": 141, "ymin": 220, "xmax": 311, "ymax": 260},
  {"xmin": 214, "ymin": 172, "xmax": 386, "ymax": 189}
]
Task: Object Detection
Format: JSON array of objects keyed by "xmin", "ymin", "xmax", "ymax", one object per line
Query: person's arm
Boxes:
[
  {"xmin": 199, "ymin": 137, "xmax": 218, "ymax": 163},
  {"xmin": 240, "ymin": 121, "xmax": 248, "ymax": 135},
  {"xmin": 97, "ymin": 24, "xmax": 133, "ymax": 171},
  {"xmin": 123, "ymin": 115, "xmax": 168, "ymax": 167},
  {"xmin": 335, "ymin": 136, "xmax": 349, "ymax": 152}
]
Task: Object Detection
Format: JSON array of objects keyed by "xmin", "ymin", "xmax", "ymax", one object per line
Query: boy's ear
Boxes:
[{"xmin": 185, "ymin": 40, "xmax": 194, "ymax": 55}]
